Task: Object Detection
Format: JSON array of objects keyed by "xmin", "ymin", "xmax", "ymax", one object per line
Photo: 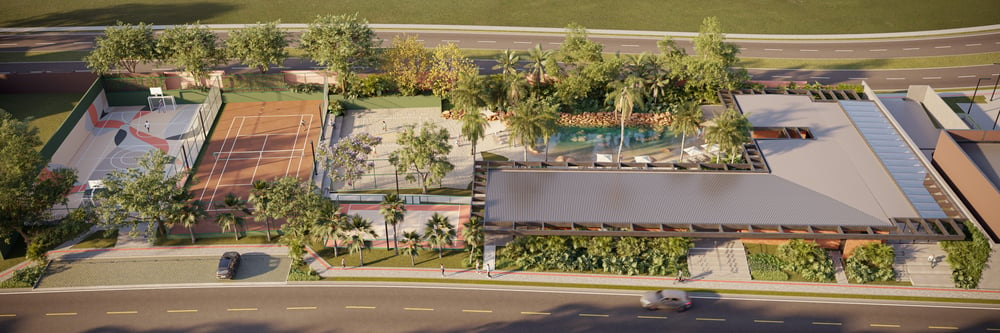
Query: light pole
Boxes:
[
  {"xmin": 991, "ymin": 63, "xmax": 1000, "ymax": 101},
  {"xmin": 967, "ymin": 77, "xmax": 990, "ymax": 115}
]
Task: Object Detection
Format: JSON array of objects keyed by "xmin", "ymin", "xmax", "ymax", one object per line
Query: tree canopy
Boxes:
[
  {"xmin": 318, "ymin": 133, "xmax": 381, "ymax": 188},
  {"xmin": 226, "ymin": 20, "xmax": 289, "ymax": 73},
  {"xmin": 388, "ymin": 122, "xmax": 455, "ymax": 194},
  {"xmin": 300, "ymin": 14, "xmax": 380, "ymax": 93},
  {"xmin": 95, "ymin": 149, "xmax": 187, "ymax": 242},
  {"xmin": 381, "ymin": 35, "xmax": 431, "ymax": 96},
  {"xmin": 0, "ymin": 110, "xmax": 77, "ymax": 255},
  {"xmin": 156, "ymin": 22, "xmax": 224, "ymax": 85},
  {"xmin": 84, "ymin": 21, "xmax": 156, "ymax": 74}
]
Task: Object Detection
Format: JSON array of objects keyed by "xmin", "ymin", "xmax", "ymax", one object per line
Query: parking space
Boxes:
[{"xmin": 37, "ymin": 253, "xmax": 290, "ymax": 288}]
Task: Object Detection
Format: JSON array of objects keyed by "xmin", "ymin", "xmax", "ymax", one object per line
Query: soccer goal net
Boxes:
[{"xmin": 147, "ymin": 87, "xmax": 177, "ymax": 111}]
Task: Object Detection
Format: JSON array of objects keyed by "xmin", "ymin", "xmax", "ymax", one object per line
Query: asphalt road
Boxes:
[
  {"xmin": 0, "ymin": 284, "xmax": 997, "ymax": 332},
  {"xmin": 1, "ymin": 29, "xmax": 999, "ymax": 90}
]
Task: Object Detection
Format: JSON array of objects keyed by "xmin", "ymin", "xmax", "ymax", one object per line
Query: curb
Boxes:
[{"xmin": 0, "ymin": 23, "xmax": 998, "ymax": 41}]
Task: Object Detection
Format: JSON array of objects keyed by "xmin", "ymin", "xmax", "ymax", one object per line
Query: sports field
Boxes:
[
  {"xmin": 187, "ymin": 100, "xmax": 321, "ymax": 232},
  {"xmin": 0, "ymin": 0, "xmax": 996, "ymax": 34}
]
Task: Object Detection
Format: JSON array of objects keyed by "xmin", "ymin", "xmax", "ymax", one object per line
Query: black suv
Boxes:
[{"xmin": 216, "ymin": 252, "xmax": 241, "ymax": 279}]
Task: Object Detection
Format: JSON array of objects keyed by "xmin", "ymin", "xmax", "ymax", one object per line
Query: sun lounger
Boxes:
[
  {"xmin": 634, "ymin": 155, "xmax": 653, "ymax": 163},
  {"xmin": 596, "ymin": 153, "xmax": 613, "ymax": 162}
]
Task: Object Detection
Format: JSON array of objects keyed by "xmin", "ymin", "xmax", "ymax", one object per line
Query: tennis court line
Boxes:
[
  {"xmin": 198, "ymin": 115, "xmax": 241, "ymax": 202},
  {"xmin": 213, "ymin": 116, "xmax": 251, "ymax": 202}
]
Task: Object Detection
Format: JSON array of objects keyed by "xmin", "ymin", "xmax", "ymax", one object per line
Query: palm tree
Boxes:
[
  {"xmin": 703, "ymin": 107, "xmax": 752, "ymax": 163},
  {"xmin": 450, "ymin": 71, "xmax": 486, "ymax": 114},
  {"xmin": 346, "ymin": 214, "xmax": 376, "ymax": 266},
  {"xmin": 524, "ymin": 44, "xmax": 552, "ymax": 87},
  {"xmin": 423, "ymin": 213, "xmax": 456, "ymax": 259},
  {"xmin": 330, "ymin": 214, "xmax": 351, "ymax": 257},
  {"xmin": 247, "ymin": 180, "xmax": 273, "ymax": 242},
  {"xmin": 607, "ymin": 76, "xmax": 645, "ymax": 163},
  {"xmin": 401, "ymin": 230, "xmax": 423, "ymax": 266},
  {"xmin": 670, "ymin": 100, "xmax": 703, "ymax": 161},
  {"xmin": 177, "ymin": 200, "xmax": 207, "ymax": 244},
  {"xmin": 462, "ymin": 216, "xmax": 484, "ymax": 265},
  {"xmin": 461, "ymin": 108, "xmax": 490, "ymax": 158},
  {"xmin": 216, "ymin": 211, "xmax": 244, "ymax": 241},
  {"xmin": 493, "ymin": 49, "xmax": 520, "ymax": 77},
  {"xmin": 505, "ymin": 96, "xmax": 559, "ymax": 161},
  {"xmin": 309, "ymin": 197, "xmax": 342, "ymax": 247},
  {"xmin": 379, "ymin": 193, "xmax": 406, "ymax": 255}
]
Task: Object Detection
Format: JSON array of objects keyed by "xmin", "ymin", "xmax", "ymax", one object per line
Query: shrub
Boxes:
[
  {"xmin": 328, "ymin": 100, "xmax": 345, "ymax": 116},
  {"xmin": 287, "ymin": 264, "xmax": 320, "ymax": 281},
  {"xmin": 845, "ymin": 243, "xmax": 895, "ymax": 283},
  {"xmin": 349, "ymin": 74, "xmax": 396, "ymax": 98},
  {"xmin": 288, "ymin": 83, "xmax": 322, "ymax": 94},
  {"xmin": 748, "ymin": 253, "xmax": 789, "ymax": 281},
  {"xmin": 941, "ymin": 221, "xmax": 992, "ymax": 289},
  {"xmin": 0, "ymin": 264, "xmax": 46, "ymax": 288},
  {"xmin": 777, "ymin": 239, "xmax": 834, "ymax": 282},
  {"xmin": 26, "ymin": 208, "xmax": 92, "ymax": 262}
]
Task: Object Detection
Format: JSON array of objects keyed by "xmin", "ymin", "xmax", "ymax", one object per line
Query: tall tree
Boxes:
[
  {"xmin": 346, "ymin": 214, "xmax": 376, "ymax": 266},
  {"xmin": 427, "ymin": 43, "xmax": 477, "ymax": 98},
  {"xmin": 493, "ymin": 49, "xmax": 520, "ymax": 77},
  {"xmin": 245, "ymin": 181, "xmax": 273, "ymax": 241},
  {"xmin": 226, "ymin": 20, "xmax": 289, "ymax": 73},
  {"xmin": 607, "ymin": 76, "xmax": 645, "ymax": 163},
  {"xmin": 84, "ymin": 21, "xmax": 156, "ymax": 74},
  {"xmin": 318, "ymin": 133, "xmax": 381, "ymax": 188},
  {"xmin": 556, "ymin": 23, "xmax": 604, "ymax": 69},
  {"xmin": 381, "ymin": 35, "xmax": 431, "ymax": 96},
  {"xmin": 462, "ymin": 216, "xmax": 484, "ymax": 264},
  {"xmin": 423, "ymin": 213, "xmax": 456, "ymax": 259},
  {"xmin": 378, "ymin": 193, "xmax": 406, "ymax": 255},
  {"xmin": 173, "ymin": 196, "xmax": 206, "ymax": 244},
  {"xmin": 388, "ymin": 122, "xmax": 455, "ymax": 194},
  {"xmin": 156, "ymin": 22, "xmax": 224, "ymax": 86},
  {"xmin": 685, "ymin": 17, "xmax": 747, "ymax": 103},
  {"xmin": 261, "ymin": 176, "xmax": 315, "ymax": 239},
  {"xmin": 669, "ymin": 100, "xmax": 703, "ymax": 161},
  {"xmin": 299, "ymin": 14, "xmax": 380, "ymax": 94},
  {"xmin": 96, "ymin": 149, "xmax": 186, "ymax": 242},
  {"xmin": 703, "ymin": 107, "xmax": 751, "ymax": 163},
  {"xmin": 524, "ymin": 44, "xmax": 553, "ymax": 87},
  {"xmin": 215, "ymin": 209, "xmax": 244, "ymax": 241},
  {"xmin": 449, "ymin": 71, "xmax": 487, "ymax": 115},
  {"xmin": 505, "ymin": 95, "xmax": 559, "ymax": 161},
  {"xmin": 401, "ymin": 230, "xmax": 423, "ymax": 266},
  {"xmin": 460, "ymin": 107, "xmax": 490, "ymax": 158},
  {"xmin": 0, "ymin": 110, "xmax": 77, "ymax": 257}
]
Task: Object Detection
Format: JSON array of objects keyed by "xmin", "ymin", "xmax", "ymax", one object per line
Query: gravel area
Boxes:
[{"xmin": 37, "ymin": 253, "xmax": 290, "ymax": 288}]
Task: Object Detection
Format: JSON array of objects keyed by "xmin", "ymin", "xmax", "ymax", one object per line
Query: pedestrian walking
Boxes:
[
  {"xmin": 928, "ymin": 255, "xmax": 936, "ymax": 268},
  {"xmin": 144, "ymin": 120, "xmax": 150, "ymax": 132},
  {"xmin": 675, "ymin": 271, "xmax": 685, "ymax": 284},
  {"xmin": 341, "ymin": 258, "xmax": 346, "ymax": 269},
  {"xmin": 486, "ymin": 264, "xmax": 492, "ymax": 279},
  {"xmin": 440, "ymin": 264, "xmax": 446, "ymax": 277},
  {"xmin": 381, "ymin": 120, "xmax": 387, "ymax": 132},
  {"xmin": 301, "ymin": 119, "xmax": 306, "ymax": 127},
  {"xmin": 475, "ymin": 260, "xmax": 481, "ymax": 274}
]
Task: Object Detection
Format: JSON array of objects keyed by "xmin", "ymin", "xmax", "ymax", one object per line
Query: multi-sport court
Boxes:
[{"xmin": 189, "ymin": 100, "xmax": 321, "ymax": 230}]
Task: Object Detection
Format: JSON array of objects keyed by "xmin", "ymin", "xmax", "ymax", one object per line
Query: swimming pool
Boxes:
[{"xmin": 543, "ymin": 126, "xmax": 700, "ymax": 163}]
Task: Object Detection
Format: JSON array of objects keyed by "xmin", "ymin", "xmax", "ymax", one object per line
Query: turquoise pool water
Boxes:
[{"xmin": 543, "ymin": 126, "xmax": 695, "ymax": 162}]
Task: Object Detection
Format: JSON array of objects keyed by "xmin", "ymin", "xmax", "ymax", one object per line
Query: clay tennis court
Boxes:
[{"xmin": 187, "ymin": 100, "xmax": 321, "ymax": 232}]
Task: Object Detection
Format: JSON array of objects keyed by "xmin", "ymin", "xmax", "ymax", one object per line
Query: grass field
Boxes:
[
  {"xmin": 71, "ymin": 230, "xmax": 118, "ymax": 249},
  {"xmin": 0, "ymin": 93, "xmax": 80, "ymax": 146},
  {"xmin": 0, "ymin": 0, "xmax": 996, "ymax": 34}
]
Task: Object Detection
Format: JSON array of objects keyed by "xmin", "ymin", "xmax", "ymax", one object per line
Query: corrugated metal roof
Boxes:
[{"xmin": 484, "ymin": 169, "xmax": 890, "ymax": 227}]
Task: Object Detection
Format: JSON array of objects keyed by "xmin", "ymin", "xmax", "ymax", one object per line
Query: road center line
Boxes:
[
  {"xmin": 903, "ymin": 47, "xmax": 920, "ymax": 50},
  {"xmin": 869, "ymin": 49, "xmax": 887, "ymax": 52},
  {"xmin": 345, "ymin": 306, "xmax": 376, "ymax": 309},
  {"xmin": 0, "ymin": 314, "xmax": 15, "ymax": 317},
  {"xmin": 799, "ymin": 49, "xmax": 818, "ymax": 52},
  {"xmin": 637, "ymin": 315, "xmax": 667, "ymax": 319},
  {"xmin": 286, "ymin": 306, "xmax": 317, "ymax": 310},
  {"xmin": 621, "ymin": 44, "xmax": 639, "ymax": 47},
  {"xmin": 441, "ymin": 40, "xmax": 460, "ymax": 43},
  {"xmin": 755, "ymin": 319, "xmax": 784, "ymax": 324},
  {"xmin": 45, "ymin": 312, "xmax": 77, "ymax": 316},
  {"xmin": 106, "ymin": 311, "xmax": 138, "ymax": 315},
  {"xmin": 928, "ymin": 326, "xmax": 959, "ymax": 330},
  {"xmin": 521, "ymin": 311, "xmax": 550, "ymax": 315},
  {"xmin": 579, "ymin": 313, "xmax": 609, "ymax": 317},
  {"xmin": 812, "ymin": 322, "xmax": 842, "ymax": 326},
  {"xmin": 477, "ymin": 41, "xmax": 496, "ymax": 43},
  {"xmin": 835, "ymin": 49, "xmax": 853, "ymax": 52},
  {"xmin": 958, "ymin": 75, "xmax": 976, "ymax": 78},
  {"xmin": 886, "ymin": 77, "xmax": 906, "ymax": 80},
  {"xmin": 934, "ymin": 45, "xmax": 952, "ymax": 49},
  {"xmin": 809, "ymin": 76, "xmax": 829, "ymax": 79},
  {"xmin": 965, "ymin": 43, "xmax": 982, "ymax": 46},
  {"xmin": 35, "ymin": 42, "xmax": 54, "ymax": 46},
  {"xmin": 404, "ymin": 307, "xmax": 434, "ymax": 311},
  {"xmin": 764, "ymin": 48, "xmax": 783, "ymax": 51},
  {"xmin": 513, "ymin": 41, "xmax": 531, "ymax": 44},
  {"xmin": 923, "ymin": 76, "xmax": 942, "ymax": 79},
  {"xmin": 0, "ymin": 43, "xmax": 17, "ymax": 46},
  {"xmin": 870, "ymin": 323, "xmax": 901, "ymax": 328},
  {"xmin": 848, "ymin": 77, "xmax": 869, "ymax": 80},
  {"xmin": 226, "ymin": 308, "xmax": 258, "ymax": 312},
  {"xmin": 462, "ymin": 309, "xmax": 493, "ymax": 313},
  {"xmin": 166, "ymin": 309, "xmax": 197, "ymax": 313},
  {"xmin": 696, "ymin": 317, "xmax": 726, "ymax": 321}
]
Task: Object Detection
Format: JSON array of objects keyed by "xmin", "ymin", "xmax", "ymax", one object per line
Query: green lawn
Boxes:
[
  {"xmin": 316, "ymin": 247, "xmax": 472, "ymax": 269},
  {"xmin": 0, "ymin": 246, "xmax": 28, "ymax": 274},
  {"xmin": 0, "ymin": 0, "xmax": 995, "ymax": 34},
  {"xmin": 943, "ymin": 96, "xmax": 989, "ymax": 113},
  {"xmin": 71, "ymin": 229, "xmax": 118, "ymax": 249},
  {"xmin": 0, "ymin": 93, "xmax": 81, "ymax": 146},
  {"xmin": 739, "ymin": 52, "xmax": 1000, "ymax": 70}
]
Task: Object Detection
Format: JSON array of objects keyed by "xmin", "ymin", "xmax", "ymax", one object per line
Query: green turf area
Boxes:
[
  {"xmin": 0, "ymin": 93, "xmax": 80, "ymax": 146},
  {"xmin": 0, "ymin": 0, "xmax": 995, "ymax": 34},
  {"xmin": 334, "ymin": 95, "xmax": 441, "ymax": 110},
  {"xmin": 317, "ymin": 247, "xmax": 472, "ymax": 269},
  {"xmin": 943, "ymin": 96, "xmax": 989, "ymax": 113},
  {"xmin": 71, "ymin": 230, "xmax": 118, "ymax": 249}
]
